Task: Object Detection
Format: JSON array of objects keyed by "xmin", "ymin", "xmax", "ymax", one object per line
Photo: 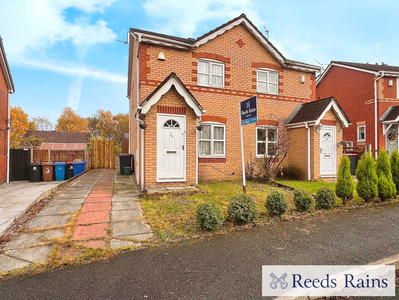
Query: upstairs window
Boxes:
[
  {"xmin": 256, "ymin": 126, "xmax": 278, "ymax": 157},
  {"xmin": 357, "ymin": 125, "xmax": 366, "ymax": 142},
  {"xmin": 257, "ymin": 69, "xmax": 279, "ymax": 95},
  {"xmin": 198, "ymin": 60, "xmax": 224, "ymax": 88},
  {"xmin": 199, "ymin": 123, "xmax": 226, "ymax": 157}
]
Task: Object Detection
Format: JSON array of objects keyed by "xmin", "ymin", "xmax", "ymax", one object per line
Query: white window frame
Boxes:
[
  {"xmin": 197, "ymin": 59, "xmax": 225, "ymax": 88},
  {"xmin": 347, "ymin": 141, "xmax": 353, "ymax": 151},
  {"xmin": 256, "ymin": 69, "xmax": 279, "ymax": 95},
  {"xmin": 256, "ymin": 126, "xmax": 278, "ymax": 158},
  {"xmin": 199, "ymin": 122, "xmax": 226, "ymax": 157},
  {"xmin": 357, "ymin": 125, "xmax": 366, "ymax": 142},
  {"xmin": 397, "ymin": 78, "xmax": 399, "ymax": 99}
]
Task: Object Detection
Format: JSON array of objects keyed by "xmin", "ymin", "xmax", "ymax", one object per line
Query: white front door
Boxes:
[
  {"xmin": 157, "ymin": 114, "xmax": 186, "ymax": 182},
  {"xmin": 320, "ymin": 126, "xmax": 337, "ymax": 176}
]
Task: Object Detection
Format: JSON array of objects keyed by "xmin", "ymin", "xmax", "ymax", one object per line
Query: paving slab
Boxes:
[
  {"xmin": 3, "ymin": 234, "xmax": 43, "ymax": 250},
  {"xmin": 111, "ymin": 200, "xmax": 141, "ymax": 211},
  {"xmin": 81, "ymin": 202, "xmax": 111, "ymax": 212},
  {"xmin": 27, "ymin": 214, "xmax": 72, "ymax": 230},
  {"xmin": 5, "ymin": 245, "xmax": 53, "ymax": 263},
  {"xmin": 37, "ymin": 203, "xmax": 81, "ymax": 216},
  {"xmin": 0, "ymin": 254, "xmax": 31, "ymax": 273},
  {"xmin": 110, "ymin": 239, "xmax": 140, "ymax": 249},
  {"xmin": 111, "ymin": 209, "xmax": 142, "ymax": 222},
  {"xmin": 35, "ymin": 229, "xmax": 65, "ymax": 240},
  {"xmin": 111, "ymin": 221, "xmax": 153, "ymax": 238},
  {"xmin": 72, "ymin": 223, "xmax": 108, "ymax": 240},
  {"xmin": 111, "ymin": 195, "xmax": 140, "ymax": 202},
  {"xmin": 76, "ymin": 211, "xmax": 110, "ymax": 225}
]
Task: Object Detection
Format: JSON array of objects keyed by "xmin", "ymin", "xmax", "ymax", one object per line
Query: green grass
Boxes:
[{"xmin": 275, "ymin": 179, "xmax": 336, "ymax": 194}]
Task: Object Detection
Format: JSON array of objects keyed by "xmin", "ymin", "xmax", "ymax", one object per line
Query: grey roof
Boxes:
[
  {"xmin": 0, "ymin": 36, "xmax": 14, "ymax": 93},
  {"xmin": 286, "ymin": 97, "xmax": 350, "ymax": 125},
  {"xmin": 332, "ymin": 61, "xmax": 399, "ymax": 73},
  {"xmin": 24, "ymin": 131, "xmax": 90, "ymax": 144},
  {"xmin": 381, "ymin": 106, "xmax": 399, "ymax": 122}
]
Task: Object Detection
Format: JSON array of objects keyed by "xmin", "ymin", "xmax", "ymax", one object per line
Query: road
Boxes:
[{"xmin": 0, "ymin": 203, "xmax": 398, "ymax": 299}]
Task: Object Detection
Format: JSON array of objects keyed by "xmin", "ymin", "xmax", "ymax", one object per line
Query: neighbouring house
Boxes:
[
  {"xmin": 127, "ymin": 14, "xmax": 350, "ymax": 191},
  {"xmin": 0, "ymin": 36, "xmax": 15, "ymax": 185},
  {"xmin": 24, "ymin": 130, "xmax": 90, "ymax": 163},
  {"xmin": 317, "ymin": 61, "xmax": 399, "ymax": 155}
]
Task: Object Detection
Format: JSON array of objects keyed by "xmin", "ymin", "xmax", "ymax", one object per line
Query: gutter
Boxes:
[{"xmin": 374, "ymin": 72, "xmax": 384, "ymax": 158}]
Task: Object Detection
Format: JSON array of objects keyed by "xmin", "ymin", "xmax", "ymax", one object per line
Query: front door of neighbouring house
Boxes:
[
  {"xmin": 157, "ymin": 114, "xmax": 186, "ymax": 182},
  {"xmin": 386, "ymin": 124, "xmax": 398, "ymax": 156},
  {"xmin": 320, "ymin": 126, "xmax": 336, "ymax": 176}
]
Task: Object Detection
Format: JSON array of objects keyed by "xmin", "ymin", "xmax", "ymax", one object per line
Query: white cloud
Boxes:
[
  {"xmin": 17, "ymin": 59, "xmax": 127, "ymax": 83},
  {"xmin": 142, "ymin": 0, "xmax": 261, "ymax": 37},
  {"xmin": 67, "ymin": 76, "xmax": 85, "ymax": 111}
]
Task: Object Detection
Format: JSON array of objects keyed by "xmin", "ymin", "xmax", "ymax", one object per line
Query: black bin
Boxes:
[
  {"xmin": 65, "ymin": 161, "xmax": 74, "ymax": 179},
  {"xmin": 29, "ymin": 163, "xmax": 41, "ymax": 182},
  {"xmin": 119, "ymin": 154, "xmax": 133, "ymax": 175},
  {"xmin": 344, "ymin": 154, "xmax": 357, "ymax": 175}
]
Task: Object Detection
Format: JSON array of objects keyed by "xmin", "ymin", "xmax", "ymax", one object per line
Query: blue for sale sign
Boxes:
[{"xmin": 240, "ymin": 96, "xmax": 257, "ymax": 125}]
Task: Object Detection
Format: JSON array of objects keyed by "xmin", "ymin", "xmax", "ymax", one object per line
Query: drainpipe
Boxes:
[
  {"xmin": 305, "ymin": 122, "xmax": 311, "ymax": 181},
  {"xmin": 140, "ymin": 126, "xmax": 144, "ymax": 192},
  {"xmin": 6, "ymin": 96, "xmax": 10, "ymax": 183},
  {"xmin": 374, "ymin": 72, "xmax": 384, "ymax": 158}
]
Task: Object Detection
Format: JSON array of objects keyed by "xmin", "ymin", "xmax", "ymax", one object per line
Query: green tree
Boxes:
[
  {"xmin": 355, "ymin": 153, "xmax": 378, "ymax": 201},
  {"xmin": 376, "ymin": 149, "xmax": 396, "ymax": 200},
  {"xmin": 390, "ymin": 149, "xmax": 399, "ymax": 194},
  {"xmin": 335, "ymin": 156, "xmax": 354, "ymax": 205}
]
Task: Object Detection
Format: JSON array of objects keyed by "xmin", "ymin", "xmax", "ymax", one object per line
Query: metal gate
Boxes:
[{"xmin": 10, "ymin": 149, "xmax": 31, "ymax": 181}]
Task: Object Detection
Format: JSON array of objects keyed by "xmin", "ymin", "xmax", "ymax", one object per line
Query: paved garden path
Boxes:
[{"xmin": 0, "ymin": 169, "xmax": 152, "ymax": 274}]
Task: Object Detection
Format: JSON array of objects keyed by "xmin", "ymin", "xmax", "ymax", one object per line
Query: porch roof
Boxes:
[
  {"xmin": 285, "ymin": 96, "xmax": 350, "ymax": 127},
  {"xmin": 380, "ymin": 106, "xmax": 399, "ymax": 123}
]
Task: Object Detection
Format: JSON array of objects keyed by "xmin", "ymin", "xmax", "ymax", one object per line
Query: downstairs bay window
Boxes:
[{"xmin": 199, "ymin": 123, "xmax": 226, "ymax": 157}]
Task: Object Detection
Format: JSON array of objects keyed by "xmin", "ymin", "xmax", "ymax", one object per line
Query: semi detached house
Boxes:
[{"xmin": 127, "ymin": 14, "xmax": 350, "ymax": 191}]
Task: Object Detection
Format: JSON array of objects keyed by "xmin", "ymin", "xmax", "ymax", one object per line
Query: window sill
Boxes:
[
  {"xmin": 197, "ymin": 84, "xmax": 225, "ymax": 89},
  {"xmin": 256, "ymin": 91, "xmax": 279, "ymax": 96}
]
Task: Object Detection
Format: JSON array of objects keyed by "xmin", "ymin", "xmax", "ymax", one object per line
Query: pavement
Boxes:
[
  {"xmin": 0, "ymin": 181, "xmax": 65, "ymax": 236},
  {"xmin": 0, "ymin": 169, "xmax": 153, "ymax": 274},
  {"xmin": 0, "ymin": 202, "xmax": 397, "ymax": 299}
]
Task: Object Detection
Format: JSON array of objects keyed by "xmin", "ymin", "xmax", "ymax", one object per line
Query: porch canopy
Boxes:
[{"xmin": 380, "ymin": 105, "xmax": 399, "ymax": 135}]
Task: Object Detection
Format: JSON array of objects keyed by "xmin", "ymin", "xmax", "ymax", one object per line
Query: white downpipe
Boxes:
[
  {"xmin": 6, "ymin": 94, "xmax": 10, "ymax": 183},
  {"xmin": 140, "ymin": 128, "xmax": 144, "ymax": 192},
  {"xmin": 196, "ymin": 121, "xmax": 199, "ymax": 185},
  {"xmin": 305, "ymin": 122, "xmax": 311, "ymax": 181},
  {"xmin": 374, "ymin": 72, "xmax": 384, "ymax": 158}
]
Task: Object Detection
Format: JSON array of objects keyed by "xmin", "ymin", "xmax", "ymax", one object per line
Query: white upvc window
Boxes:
[
  {"xmin": 197, "ymin": 60, "xmax": 224, "ymax": 88},
  {"xmin": 199, "ymin": 123, "xmax": 226, "ymax": 157},
  {"xmin": 397, "ymin": 78, "xmax": 399, "ymax": 99},
  {"xmin": 257, "ymin": 69, "xmax": 279, "ymax": 95},
  {"xmin": 357, "ymin": 125, "xmax": 366, "ymax": 142},
  {"xmin": 256, "ymin": 126, "xmax": 278, "ymax": 157}
]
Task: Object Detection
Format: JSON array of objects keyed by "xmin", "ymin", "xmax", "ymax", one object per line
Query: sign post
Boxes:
[{"xmin": 239, "ymin": 96, "xmax": 257, "ymax": 193}]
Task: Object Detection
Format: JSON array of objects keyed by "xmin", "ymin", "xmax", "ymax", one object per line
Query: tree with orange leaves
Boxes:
[
  {"xmin": 55, "ymin": 107, "xmax": 89, "ymax": 133},
  {"xmin": 10, "ymin": 106, "xmax": 35, "ymax": 148}
]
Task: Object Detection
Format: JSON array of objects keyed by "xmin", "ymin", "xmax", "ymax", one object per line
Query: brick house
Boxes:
[
  {"xmin": 0, "ymin": 36, "xmax": 15, "ymax": 185},
  {"xmin": 127, "ymin": 14, "xmax": 349, "ymax": 191},
  {"xmin": 317, "ymin": 61, "xmax": 399, "ymax": 155}
]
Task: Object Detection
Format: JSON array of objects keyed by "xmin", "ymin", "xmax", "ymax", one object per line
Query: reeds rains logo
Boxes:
[{"xmin": 262, "ymin": 265, "xmax": 395, "ymax": 297}]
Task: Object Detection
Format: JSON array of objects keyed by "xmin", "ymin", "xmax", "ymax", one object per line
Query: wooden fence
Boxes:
[
  {"xmin": 91, "ymin": 140, "xmax": 115, "ymax": 169},
  {"xmin": 32, "ymin": 150, "xmax": 88, "ymax": 164}
]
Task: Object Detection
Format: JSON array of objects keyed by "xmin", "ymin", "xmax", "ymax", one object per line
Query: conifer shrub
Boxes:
[
  {"xmin": 227, "ymin": 194, "xmax": 259, "ymax": 224},
  {"xmin": 390, "ymin": 149, "xmax": 399, "ymax": 194},
  {"xmin": 265, "ymin": 190, "xmax": 288, "ymax": 216},
  {"xmin": 335, "ymin": 156, "xmax": 354, "ymax": 205},
  {"xmin": 316, "ymin": 187, "xmax": 336, "ymax": 209},
  {"xmin": 196, "ymin": 202, "xmax": 224, "ymax": 231},
  {"xmin": 293, "ymin": 189, "xmax": 314, "ymax": 212},
  {"xmin": 355, "ymin": 153, "xmax": 378, "ymax": 201},
  {"xmin": 376, "ymin": 149, "xmax": 396, "ymax": 200}
]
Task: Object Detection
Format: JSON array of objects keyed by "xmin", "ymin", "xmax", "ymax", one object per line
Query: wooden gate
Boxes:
[
  {"xmin": 91, "ymin": 140, "xmax": 115, "ymax": 169},
  {"xmin": 10, "ymin": 148, "xmax": 31, "ymax": 181}
]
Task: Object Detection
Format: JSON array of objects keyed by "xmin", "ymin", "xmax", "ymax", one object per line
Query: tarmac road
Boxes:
[{"xmin": 0, "ymin": 203, "xmax": 398, "ymax": 300}]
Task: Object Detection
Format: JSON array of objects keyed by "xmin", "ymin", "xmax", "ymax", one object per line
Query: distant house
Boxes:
[
  {"xmin": 24, "ymin": 130, "xmax": 90, "ymax": 150},
  {"xmin": 0, "ymin": 36, "xmax": 15, "ymax": 184},
  {"xmin": 317, "ymin": 61, "xmax": 399, "ymax": 155},
  {"xmin": 127, "ymin": 14, "xmax": 350, "ymax": 190}
]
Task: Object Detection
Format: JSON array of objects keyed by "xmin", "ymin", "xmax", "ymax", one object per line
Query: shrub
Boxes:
[
  {"xmin": 335, "ymin": 156, "xmax": 354, "ymax": 205},
  {"xmin": 376, "ymin": 149, "xmax": 396, "ymax": 200},
  {"xmin": 265, "ymin": 190, "xmax": 288, "ymax": 216},
  {"xmin": 390, "ymin": 149, "xmax": 399, "ymax": 194},
  {"xmin": 196, "ymin": 203, "xmax": 224, "ymax": 231},
  {"xmin": 293, "ymin": 189, "xmax": 314, "ymax": 212},
  {"xmin": 316, "ymin": 187, "xmax": 336, "ymax": 210},
  {"xmin": 227, "ymin": 194, "xmax": 259, "ymax": 224},
  {"xmin": 356, "ymin": 153, "xmax": 378, "ymax": 201}
]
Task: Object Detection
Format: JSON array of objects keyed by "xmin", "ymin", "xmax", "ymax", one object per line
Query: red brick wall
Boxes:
[{"xmin": 0, "ymin": 64, "xmax": 9, "ymax": 184}]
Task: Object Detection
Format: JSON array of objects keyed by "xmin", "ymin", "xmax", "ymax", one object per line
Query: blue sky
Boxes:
[{"xmin": 1, "ymin": 0, "xmax": 398, "ymax": 126}]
